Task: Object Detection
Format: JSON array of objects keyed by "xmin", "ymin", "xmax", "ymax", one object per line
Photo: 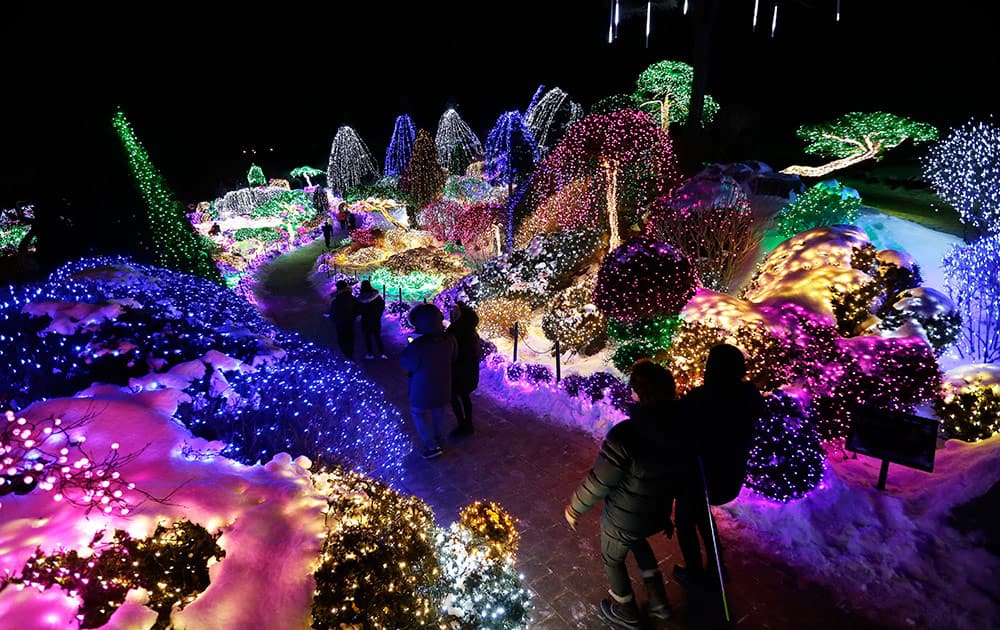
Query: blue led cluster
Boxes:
[
  {"xmin": 0, "ymin": 257, "xmax": 410, "ymax": 485},
  {"xmin": 384, "ymin": 114, "xmax": 417, "ymax": 179}
]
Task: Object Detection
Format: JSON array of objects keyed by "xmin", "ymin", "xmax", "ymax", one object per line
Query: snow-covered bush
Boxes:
[
  {"xmin": 477, "ymin": 298, "xmax": 533, "ymax": 341},
  {"xmin": 942, "ymin": 234, "xmax": 1000, "ymax": 363},
  {"xmin": 774, "ymin": 180, "xmax": 861, "ymax": 238},
  {"xmin": 541, "ymin": 284, "xmax": 606, "ymax": 354},
  {"xmin": 937, "ymin": 366, "xmax": 1000, "ymax": 442}
]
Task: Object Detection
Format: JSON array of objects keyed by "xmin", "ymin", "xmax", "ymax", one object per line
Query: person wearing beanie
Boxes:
[
  {"xmin": 357, "ymin": 280, "xmax": 387, "ymax": 359},
  {"xmin": 565, "ymin": 359, "xmax": 682, "ymax": 626},
  {"xmin": 327, "ymin": 280, "xmax": 359, "ymax": 360},
  {"xmin": 399, "ymin": 304, "xmax": 458, "ymax": 459}
]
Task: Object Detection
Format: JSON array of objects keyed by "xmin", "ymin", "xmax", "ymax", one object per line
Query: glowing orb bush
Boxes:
[
  {"xmin": 745, "ymin": 391, "xmax": 825, "ymax": 503},
  {"xmin": 477, "ymin": 298, "xmax": 533, "ymax": 341},
  {"xmin": 594, "ymin": 237, "xmax": 698, "ymax": 322}
]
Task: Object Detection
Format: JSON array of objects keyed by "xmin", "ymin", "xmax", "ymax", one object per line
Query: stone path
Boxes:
[{"xmin": 256, "ymin": 240, "xmax": 884, "ymax": 629}]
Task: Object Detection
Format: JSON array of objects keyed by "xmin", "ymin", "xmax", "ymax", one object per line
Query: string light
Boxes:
[
  {"xmin": 922, "ymin": 117, "xmax": 1000, "ymax": 237},
  {"xmin": 435, "ymin": 108, "xmax": 483, "ymax": 176},
  {"xmin": 745, "ymin": 391, "xmax": 826, "ymax": 502},
  {"xmin": 327, "ymin": 125, "xmax": 379, "ymax": 195},
  {"xmin": 775, "ymin": 180, "xmax": 861, "ymax": 238},
  {"xmin": 524, "ymin": 87, "xmax": 583, "ymax": 155},
  {"xmin": 290, "ymin": 165, "xmax": 324, "ymax": 188},
  {"xmin": 541, "ymin": 284, "xmax": 606, "ymax": 354},
  {"xmin": 247, "ymin": 164, "xmax": 266, "ymax": 187},
  {"xmin": 633, "ymin": 59, "xmax": 721, "ymax": 129},
  {"xmin": 593, "ymin": 237, "xmax": 699, "ymax": 323},
  {"xmin": 402, "ymin": 129, "xmax": 447, "ymax": 214},
  {"xmin": 385, "ymin": 114, "xmax": 417, "ymax": 179},
  {"xmin": 942, "ymin": 234, "xmax": 1000, "ymax": 363},
  {"xmin": 937, "ymin": 366, "xmax": 1000, "ymax": 442},
  {"xmin": 782, "ymin": 112, "xmax": 938, "ymax": 178},
  {"xmin": 6, "ymin": 520, "xmax": 224, "ymax": 628},
  {"xmin": 528, "ymin": 110, "xmax": 680, "ymax": 251},
  {"xmin": 112, "ymin": 110, "xmax": 221, "ymax": 283}
]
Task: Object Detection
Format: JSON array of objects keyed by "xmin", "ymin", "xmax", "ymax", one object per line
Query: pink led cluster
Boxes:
[{"xmin": 1, "ymin": 411, "xmax": 137, "ymax": 515}]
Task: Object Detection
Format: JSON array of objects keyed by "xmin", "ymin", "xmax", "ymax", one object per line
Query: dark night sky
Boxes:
[{"xmin": 1, "ymin": 1, "xmax": 995, "ymax": 209}]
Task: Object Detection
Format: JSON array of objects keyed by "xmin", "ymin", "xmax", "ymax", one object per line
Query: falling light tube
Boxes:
[
  {"xmin": 771, "ymin": 2, "xmax": 779, "ymax": 37},
  {"xmin": 753, "ymin": 0, "xmax": 760, "ymax": 31},
  {"xmin": 645, "ymin": 2, "xmax": 651, "ymax": 47}
]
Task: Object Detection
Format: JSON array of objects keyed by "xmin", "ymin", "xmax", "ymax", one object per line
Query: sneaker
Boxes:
[
  {"xmin": 599, "ymin": 597, "xmax": 641, "ymax": 629},
  {"xmin": 450, "ymin": 425, "xmax": 474, "ymax": 438},
  {"xmin": 421, "ymin": 447, "xmax": 443, "ymax": 460},
  {"xmin": 363, "ymin": 354, "xmax": 375, "ymax": 360}
]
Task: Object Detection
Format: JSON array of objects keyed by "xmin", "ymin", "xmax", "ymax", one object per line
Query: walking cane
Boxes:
[{"xmin": 697, "ymin": 455, "xmax": 731, "ymax": 623}]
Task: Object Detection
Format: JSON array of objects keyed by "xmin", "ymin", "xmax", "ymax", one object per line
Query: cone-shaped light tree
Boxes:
[
  {"xmin": 327, "ymin": 126, "xmax": 379, "ymax": 195},
  {"xmin": 385, "ymin": 114, "xmax": 417, "ymax": 179},
  {"xmin": 402, "ymin": 129, "xmax": 447, "ymax": 221},
  {"xmin": 485, "ymin": 111, "xmax": 539, "ymax": 251},
  {"xmin": 782, "ymin": 112, "xmax": 937, "ymax": 178},
  {"xmin": 112, "ymin": 109, "xmax": 221, "ymax": 283}
]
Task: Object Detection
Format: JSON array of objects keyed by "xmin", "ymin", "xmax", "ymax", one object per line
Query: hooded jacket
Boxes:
[
  {"xmin": 400, "ymin": 305, "xmax": 458, "ymax": 408},
  {"xmin": 328, "ymin": 289, "xmax": 358, "ymax": 328},
  {"xmin": 446, "ymin": 306, "xmax": 481, "ymax": 393},
  {"xmin": 570, "ymin": 402, "xmax": 682, "ymax": 536},
  {"xmin": 358, "ymin": 288, "xmax": 385, "ymax": 332}
]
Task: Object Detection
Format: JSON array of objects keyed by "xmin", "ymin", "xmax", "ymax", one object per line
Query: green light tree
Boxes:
[
  {"xmin": 632, "ymin": 60, "xmax": 720, "ymax": 131},
  {"xmin": 402, "ymin": 129, "xmax": 447, "ymax": 221},
  {"xmin": 247, "ymin": 164, "xmax": 266, "ymax": 187},
  {"xmin": 290, "ymin": 165, "xmax": 324, "ymax": 188},
  {"xmin": 782, "ymin": 112, "xmax": 937, "ymax": 177},
  {"xmin": 112, "ymin": 109, "xmax": 222, "ymax": 283}
]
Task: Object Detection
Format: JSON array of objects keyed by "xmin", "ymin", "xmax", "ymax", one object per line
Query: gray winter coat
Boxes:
[{"xmin": 399, "ymin": 333, "xmax": 458, "ymax": 408}]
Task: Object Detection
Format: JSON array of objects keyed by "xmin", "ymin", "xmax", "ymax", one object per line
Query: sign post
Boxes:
[{"xmin": 845, "ymin": 406, "xmax": 939, "ymax": 491}]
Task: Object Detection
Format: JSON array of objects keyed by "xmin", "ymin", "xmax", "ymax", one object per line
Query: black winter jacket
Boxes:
[
  {"xmin": 570, "ymin": 402, "xmax": 682, "ymax": 536},
  {"xmin": 681, "ymin": 381, "xmax": 763, "ymax": 505},
  {"xmin": 446, "ymin": 311, "xmax": 481, "ymax": 393},
  {"xmin": 358, "ymin": 290, "xmax": 385, "ymax": 332},
  {"xmin": 328, "ymin": 290, "xmax": 359, "ymax": 328}
]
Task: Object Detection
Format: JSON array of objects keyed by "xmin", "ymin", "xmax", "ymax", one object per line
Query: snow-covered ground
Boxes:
[{"xmin": 1, "ymin": 211, "xmax": 996, "ymax": 629}]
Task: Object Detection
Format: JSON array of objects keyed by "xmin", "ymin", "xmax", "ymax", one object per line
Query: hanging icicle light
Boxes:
[
  {"xmin": 645, "ymin": 2, "xmax": 651, "ymax": 48},
  {"xmin": 771, "ymin": 2, "xmax": 779, "ymax": 38},
  {"xmin": 608, "ymin": 23, "xmax": 613, "ymax": 44},
  {"xmin": 836, "ymin": 0, "xmax": 841, "ymax": 22},
  {"xmin": 753, "ymin": 0, "xmax": 760, "ymax": 31},
  {"xmin": 683, "ymin": 0, "xmax": 689, "ymax": 15},
  {"xmin": 615, "ymin": 0, "xmax": 620, "ymax": 39}
]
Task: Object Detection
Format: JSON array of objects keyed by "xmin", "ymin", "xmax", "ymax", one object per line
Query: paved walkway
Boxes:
[{"xmin": 256, "ymin": 241, "xmax": 883, "ymax": 629}]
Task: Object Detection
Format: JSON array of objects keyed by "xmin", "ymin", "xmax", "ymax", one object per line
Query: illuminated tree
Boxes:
[
  {"xmin": 290, "ymin": 165, "xmax": 324, "ymax": 187},
  {"xmin": 782, "ymin": 112, "xmax": 937, "ymax": 178},
  {"xmin": 402, "ymin": 130, "xmax": 447, "ymax": 215},
  {"xmin": 645, "ymin": 183, "xmax": 760, "ymax": 292},
  {"xmin": 312, "ymin": 186, "xmax": 330, "ymax": 216},
  {"xmin": 632, "ymin": 60, "xmax": 720, "ymax": 130},
  {"xmin": 524, "ymin": 86, "xmax": 583, "ymax": 155},
  {"xmin": 922, "ymin": 117, "xmax": 1000, "ymax": 238},
  {"xmin": 775, "ymin": 180, "xmax": 861, "ymax": 238},
  {"xmin": 529, "ymin": 110, "xmax": 680, "ymax": 251},
  {"xmin": 417, "ymin": 199, "xmax": 464, "ymax": 242},
  {"xmin": 326, "ymin": 125, "xmax": 379, "ymax": 195},
  {"xmin": 590, "ymin": 94, "xmax": 637, "ymax": 116},
  {"xmin": 454, "ymin": 202, "xmax": 505, "ymax": 265},
  {"xmin": 942, "ymin": 234, "xmax": 1000, "ymax": 363},
  {"xmin": 385, "ymin": 114, "xmax": 417, "ymax": 178},
  {"xmin": 485, "ymin": 111, "xmax": 539, "ymax": 251},
  {"xmin": 435, "ymin": 108, "xmax": 483, "ymax": 175},
  {"xmin": 247, "ymin": 164, "xmax": 266, "ymax": 187},
  {"xmin": 112, "ymin": 110, "xmax": 221, "ymax": 282},
  {"xmin": 593, "ymin": 237, "xmax": 698, "ymax": 322}
]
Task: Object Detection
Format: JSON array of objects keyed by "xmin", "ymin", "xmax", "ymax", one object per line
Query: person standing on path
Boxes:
[
  {"xmin": 358, "ymin": 280, "xmax": 387, "ymax": 359},
  {"xmin": 336, "ymin": 203, "xmax": 348, "ymax": 231},
  {"xmin": 673, "ymin": 343, "xmax": 764, "ymax": 594},
  {"xmin": 565, "ymin": 359, "xmax": 681, "ymax": 628},
  {"xmin": 445, "ymin": 301, "xmax": 481, "ymax": 437},
  {"xmin": 327, "ymin": 280, "xmax": 359, "ymax": 360},
  {"xmin": 400, "ymin": 304, "xmax": 457, "ymax": 460},
  {"xmin": 322, "ymin": 219, "xmax": 333, "ymax": 249}
]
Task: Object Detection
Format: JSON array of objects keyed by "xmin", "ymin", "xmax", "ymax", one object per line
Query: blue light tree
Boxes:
[
  {"xmin": 485, "ymin": 111, "xmax": 539, "ymax": 251},
  {"xmin": 384, "ymin": 114, "xmax": 417, "ymax": 179}
]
